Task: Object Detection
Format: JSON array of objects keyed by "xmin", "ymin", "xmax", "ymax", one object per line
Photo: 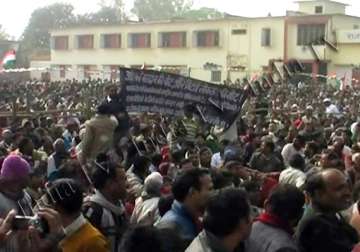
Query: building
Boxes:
[{"xmin": 47, "ymin": 0, "xmax": 360, "ymax": 85}]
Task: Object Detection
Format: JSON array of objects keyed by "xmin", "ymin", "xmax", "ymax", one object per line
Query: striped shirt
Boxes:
[{"xmin": 182, "ymin": 117, "xmax": 199, "ymax": 142}]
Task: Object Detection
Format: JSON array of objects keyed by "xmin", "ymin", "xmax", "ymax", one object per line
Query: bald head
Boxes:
[
  {"xmin": 321, "ymin": 169, "xmax": 346, "ymax": 186},
  {"xmin": 305, "ymin": 169, "xmax": 351, "ymax": 213}
]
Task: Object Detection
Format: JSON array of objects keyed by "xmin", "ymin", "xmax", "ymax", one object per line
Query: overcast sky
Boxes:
[{"xmin": 1, "ymin": 0, "xmax": 359, "ymax": 39}]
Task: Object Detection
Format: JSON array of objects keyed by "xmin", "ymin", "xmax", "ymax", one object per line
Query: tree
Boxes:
[
  {"xmin": 0, "ymin": 25, "xmax": 9, "ymax": 40},
  {"xmin": 132, "ymin": 0, "xmax": 193, "ymax": 20},
  {"xmin": 98, "ymin": 0, "xmax": 125, "ymax": 21},
  {"xmin": 76, "ymin": 7, "xmax": 119, "ymax": 25},
  {"xmin": 21, "ymin": 3, "xmax": 76, "ymax": 50},
  {"xmin": 180, "ymin": 7, "xmax": 224, "ymax": 20},
  {"xmin": 77, "ymin": 0, "xmax": 125, "ymax": 25},
  {"xmin": 18, "ymin": 3, "xmax": 76, "ymax": 66}
]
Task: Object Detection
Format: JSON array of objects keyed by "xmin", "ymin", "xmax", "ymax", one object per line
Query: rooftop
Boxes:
[{"xmin": 294, "ymin": 0, "xmax": 349, "ymax": 6}]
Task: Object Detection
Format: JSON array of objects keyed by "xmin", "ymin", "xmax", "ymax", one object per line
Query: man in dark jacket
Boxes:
[
  {"xmin": 156, "ymin": 169, "xmax": 213, "ymax": 247},
  {"xmin": 186, "ymin": 188, "xmax": 252, "ymax": 252},
  {"xmin": 246, "ymin": 184, "xmax": 305, "ymax": 252},
  {"xmin": 296, "ymin": 169, "xmax": 358, "ymax": 252}
]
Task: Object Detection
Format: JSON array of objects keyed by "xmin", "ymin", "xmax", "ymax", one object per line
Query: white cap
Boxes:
[
  {"xmin": 306, "ymin": 105, "xmax": 314, "ymax": 110},
  {"xmin": 323, "ymin": 98, "xmax": 331, "ymax": 103}
]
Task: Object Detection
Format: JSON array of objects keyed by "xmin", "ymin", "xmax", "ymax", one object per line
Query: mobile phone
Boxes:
[
  {"xmin": 11, "ymin": 215, "xmax": 49, "ymax": 235},
  {"xmin": 11, "ymin": 216, "xmax": 32, "ymax": 230}
]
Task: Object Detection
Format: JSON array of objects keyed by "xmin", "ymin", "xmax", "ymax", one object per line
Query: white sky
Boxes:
[{"xmin": 1, "ymin": 0, "xmax": 359, "ymax": 39}]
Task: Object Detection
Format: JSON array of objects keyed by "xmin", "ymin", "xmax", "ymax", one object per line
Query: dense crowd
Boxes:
[{"xmin": 0, "ymin": 77, "xmax": 359, "ymax": 252}]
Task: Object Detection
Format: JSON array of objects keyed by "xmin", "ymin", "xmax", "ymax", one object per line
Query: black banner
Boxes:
[{"xmin": 120, "ymin": 67, "xmax": 248, "ymax": 129}]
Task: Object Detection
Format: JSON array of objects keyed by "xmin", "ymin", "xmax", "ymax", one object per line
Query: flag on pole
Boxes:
[{"xmin": 0, "ymin": 50, "xmax": 16, "ymax": 69}]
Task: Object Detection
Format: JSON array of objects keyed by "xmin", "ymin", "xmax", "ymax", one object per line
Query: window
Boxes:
[
  {"xmin": 315, "ymin": 6, "xmax": 323, "ymax": 14},
  {"xmin": 354, "ymin": 24, "xmax": 359, "ymax": 29},
  {"xmin": 196, "ymin": 31, "xmax": 219, "ymax": 47},
  {"xmin": 60, "ymin": 65, "xmax": 66, "ymax": 78},
  {"xmin": 53, "ymin": 36, "xmax": 68, "ymax": 50},
  {"xmin": 211, "ymin": 71, "xmax": 222, "ymax": 82},
  {"xmin": 261, "ymin": 28, "xmax": 271, "ymax": 47},
  {"xmin": 102, "ymin": 34, "xmax": 121, "ymax": 48},
  {"xmin": 232, "ymin": 29, "xmax": 247, "ymax": 35},
  {"xmin": 159, "ymin": 32, "xmax": 186, "ymax": 48},
  {"xmin": 297, "ymin": 24, "xmax": 325, "ymax": 45},
  {"xmin": 77, "ymin": 35, "xmax": 94, "ymax": 49},
  {"xmin": 128, "ymin": 33, "xmax": 151, "ymax": 48}
]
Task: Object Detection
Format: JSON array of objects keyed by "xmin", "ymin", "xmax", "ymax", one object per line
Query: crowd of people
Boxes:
[{"xmin": 0, "ymin": 76, "xmax": 359, "ymax": 252}]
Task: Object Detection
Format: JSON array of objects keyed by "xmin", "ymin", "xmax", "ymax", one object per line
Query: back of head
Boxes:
[
  {"xmin": 263, "ymin": 140, "xmax": 275, "ymax": 153},
  {"xmin": 45, "ymin": 178, "xmax": 83, "ymax": 216},
  {"xmin": 91, "ymin": 160, "xmax": 119, "ymax": 190},
  {"xmin": 158, "ymin": 194, "xmax": 174, "ymax": 217},
  {"xmin": 224, "ymin": 146, "xmax": 243, "ymax": 164},
  {"xmin": 203, "ymin": 188, "xmax": 250, "ymax": 238},
  {"xmin": 172, "ymin": 168, "xmax": 209, "ymax": 202},
  {"xmin": 266, "ymin": 184, "xmax": 305, "ymax": 221},
  {"xmin": 289, "ymin": 154, "xmax": 305, "ymax": 171},
  {"xmin": 295, "ymin": 134, "xmax": 306, "ymax": 145},
  {"xmin": 96, "ymin": 103, "xmax": 112, "ymax": 115},
  {"xmin": 53, "ymin": 138, "xmax": 65, "ymax": 153},
  {"xmin": 18, "ymin": 137, "xmax": 33, "ymax": 154},
  {"xmin": 120, "ymin": 226, "xmax": 166, "ymax": 252},
  {"xmin": 133, "ymin": 155, "xmax": 151, "ymax": 175},
  {"xmin": 170, "ymin": 150, "xmax": 185, "ymax": 164},
  {"xmin": 212, "ymin": 171, "xmax": 234, "ymax": 190}
]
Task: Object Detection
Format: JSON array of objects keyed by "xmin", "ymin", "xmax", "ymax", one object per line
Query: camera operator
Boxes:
[{"xmin": 0, "ymin": 208, "xmax": 65, "ymax": 252}]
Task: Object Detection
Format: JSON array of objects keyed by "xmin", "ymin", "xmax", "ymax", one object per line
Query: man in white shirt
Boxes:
[
  {"xmin": 279, "ymin": 154, "xmax": 306, "ymax": 188},
  {"xmin": 210, "ymin": 140, "xmax": 230, "ymax": 170},
  {"xmin": 281, "ymin": 135, "xmax": 306, "ymax": 167},
  {"xmin": 324, "ymin": 98, "xmax": 341, "ymax": 118}
]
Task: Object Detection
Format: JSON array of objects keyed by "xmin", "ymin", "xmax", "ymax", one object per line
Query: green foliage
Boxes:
[
  {"xmin": 0, "ymin": 25, "xmax": 9, "ymax": 40},
  {"xmin": 21, "ymin": 3, "xmax": 76, "ymax": 50},
  {"xmin": 180, "ymin": 7, "xmax": 224, "ymax": 20},
  {"xmin": 132, "ymin": 0, "xmax": 193, "ymax": 20},
  {"xmin": 18, "ymin": 1, "xmax": 126, "ymax": 66},
  {"xmin": 78, "ymin": 0, "xmax": 125, "ymax": 25}
]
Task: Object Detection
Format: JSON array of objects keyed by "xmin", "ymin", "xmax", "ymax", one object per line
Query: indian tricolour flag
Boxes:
[{"xmin": 0, "ymin": 50, "xmax": 16, "ymax": 69}]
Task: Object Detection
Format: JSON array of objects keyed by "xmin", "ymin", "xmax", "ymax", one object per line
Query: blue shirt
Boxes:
[{"xmin": 157, "ymin": 200, "xmax": 198, "ymax": 241}]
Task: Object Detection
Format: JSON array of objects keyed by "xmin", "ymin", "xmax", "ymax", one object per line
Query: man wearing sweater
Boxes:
[
  {"xmin": 44, "ymin": 178, "xmax": 109, "ymax": 252},
  {"xmin": 246, "ymin": 184, "xmax": 305, "ymax": 252}
]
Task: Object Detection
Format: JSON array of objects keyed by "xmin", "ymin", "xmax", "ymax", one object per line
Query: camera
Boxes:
[{"xmin": 12, "ymin": 215, "xmax": 49, "ymax": 236}]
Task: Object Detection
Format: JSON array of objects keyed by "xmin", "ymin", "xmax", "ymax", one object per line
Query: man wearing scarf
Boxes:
[
  {"xmin": 246, "ymin": 184, "xmax": 305, "ymax": 252},
  {"xmin": 83, "ymin": 160, "xmax": 128, "ymax": 252}
]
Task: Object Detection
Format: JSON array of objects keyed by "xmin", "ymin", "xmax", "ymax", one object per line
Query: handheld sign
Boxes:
[{"xmin": 119, "ymin": 67, "xmax": 248, "ymax": 129}]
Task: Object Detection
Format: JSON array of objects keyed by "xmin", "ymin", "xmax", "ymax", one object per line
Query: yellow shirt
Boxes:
[{"xmin": 60, "ymin": 220, "xmax": 109, "ymax": 252}]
